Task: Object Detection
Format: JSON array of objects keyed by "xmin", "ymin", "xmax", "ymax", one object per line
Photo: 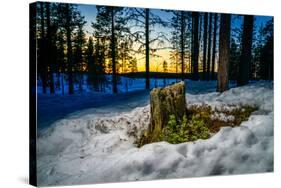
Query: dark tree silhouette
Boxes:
[
  {"xmin": 46, "ymin": 2, "xmax": 55, "ymax": 94},
  {"xmin": 180, "ymin": 11, "xmax": 186, "ymax": 80},
  {"xmin": 169, "ymin": 10, "xmax": 190, "ymax": 80},
  {"xmin": 191, "ymin": 12, "xmax": 199, "ymax": 80},
  {"xmin": 260, "ymin": 18, "xmax": 273, "ymax": 80},
  {"xmin": 229, "ymin": 38, "xmax": 240, "ymax": 81},
  {"xmin": 33, "ymin": 2, "xmax": 273, "ymax": 96},
  {"xmin": 93, "ymin": 6, "xmax": 129, "ymax": 93},
  {"xmin": 211, "ymin": 13, "xmax": 218, "ymax": 80},
  {"xmin": 237, "ymin": 15, "xmax": 254, "ymax": 86},
  {"xmin": 65, "ymin": 5, "xmax": 74, "ymax": 94},
  {"xmin": 127, "ymin": 8, "xmax": 167, "ymax": 89},
  {"xmin": 73, "ymin": 15, "xmax": 86, "ymax": 92},
  {"xmin": 56, "ymin": 29, "xmax": 65, "ymax": 94},
  {"xmin": 38, "ymin": 2, "xmax": 47, "ymax": 94},
  {"xmin": 145, "ymin": 8, "xmax": 150, "ymax": 89},
  {"xmin": 217, "ymin": 14, "xmax": 231, "ymax": 92},
  {"xmin": 110, "ymin": 7, "xmax": 117, "ymax": 93},
  {"xmin": 162, "ymin": 60, "xmax": 168, "ymax": 86},
  {"xmin": 202, "ymin": 13, "xmax": 208, "ymax": 80},
  {"xmin": 92, "ymin": 7, "xmax": 110, "ymax": 92},
  {"xmin": 86, "ymin": 37, "xmax": 97, "ymax": 89},
  {"xmin": 206, "ymin": 13, "xmax": 213, "ymax": 80}
]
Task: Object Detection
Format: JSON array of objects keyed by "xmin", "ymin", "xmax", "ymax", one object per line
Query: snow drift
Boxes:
[{"xmin": 37, "ymin": 81, "xmax": 273, "ymax": 186}]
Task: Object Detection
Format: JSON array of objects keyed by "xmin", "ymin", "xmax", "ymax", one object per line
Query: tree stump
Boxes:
[{"xmin": 138, "ymin": 81, "xmax": 186, "ymax": 146}]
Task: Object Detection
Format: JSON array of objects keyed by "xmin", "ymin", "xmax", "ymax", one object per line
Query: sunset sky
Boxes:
[{"xmin": 77, "ymin": 4, "xmax": 272, "ymax": 73}]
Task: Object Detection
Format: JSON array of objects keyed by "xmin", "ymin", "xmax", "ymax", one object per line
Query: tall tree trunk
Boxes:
[
  {"xmin": 202, "ymin": 13, "xmax": 208, "ymax": 80},
  {"xmin": 237, "ymin": 15, "xmax": 254, "ymax": 86},
  {"xmin": 192, "ymin": 12, "xmax": 199, "ymax": 80},
  {"xmin": 207, "ymin": 13, "xmax": 213, "ymax": 80},
  {"xmin": 61, "ymin": 74, "xmax": 64, "ymax": 95},
  {"xmin": 96, "ymin": 38, "xmax": 101, "ymax": 91},
  {"xmin": 217, "ymin": 14, "xmax": 231, "ymax": 92},
  {"xmin": 66, "ymin": 5, "xmax": 74, "ymax": 94},
  {"xmin": 211, "ymin": 13, "xmax": 218, "ymax": 80},
  {"xmin": 46, "ymin": 2, "xmax": 55, "ymax": 94},
  {"xmin": 145, "ymin": 8, "xmax": 150, "ymax": 89},
  {"xmin": 180, "ymin": 11, "xmax": 185, "ymax": 80},
  {"xmin": 190, "ymin": 16, "xmax": 194, "ymax": 74},
  {"xmin": 111, "ymin": 7, "xmax": 117, "ymax": 93},
  {"xmin": 40, "ymin": 2, "xmax": 47, "ymax": 94}
]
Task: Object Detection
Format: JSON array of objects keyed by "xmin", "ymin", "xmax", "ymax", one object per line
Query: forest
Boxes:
[{"xmin": 30, "ymin": 2, "xmax": 273, "ymax": 95}]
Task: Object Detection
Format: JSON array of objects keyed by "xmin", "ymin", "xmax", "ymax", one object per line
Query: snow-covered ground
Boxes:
[
  {"xmin": 37, "ymin": 74, "xmax": 178, "ymax": 95},
  {"xmin": 37, "ymin": 78, "xmax": 221, "ymax": 130},
  {"xmin": 37, "ymin": 80, "xmax": 273, "ymax": 186}
]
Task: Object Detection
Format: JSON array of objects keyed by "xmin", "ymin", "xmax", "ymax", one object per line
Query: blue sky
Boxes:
[
  {"xmin": 77, "ymin": 4, "xmax": 272, "ymax": 37},
  {"xmin": 76, "ymin": 3, "xmax": 272, "ymax": 72}
]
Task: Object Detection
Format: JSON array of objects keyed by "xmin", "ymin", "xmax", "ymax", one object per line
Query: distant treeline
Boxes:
[
  {"xmin": 30, "ymin": 2, "xmax": 273, "ymax": 94},
  {"xmin": 122, "ymin": 72, "xmax": 217, "ymax": 79}
]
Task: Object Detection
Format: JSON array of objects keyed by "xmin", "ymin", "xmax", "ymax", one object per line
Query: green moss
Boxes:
[
  {"xmin": 158, "ymin": 114, "xmax": 210, "ymax": 144},
  {"xmin": 137, "ymin": 104, "xmax": 257, "ymax": 147},
  {"xmin": 187, "ymin": 104, "xmax": 258, "ymax": 133}
]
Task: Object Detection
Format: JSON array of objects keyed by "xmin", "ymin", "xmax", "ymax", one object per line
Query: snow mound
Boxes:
[{"xmin": 37, "ymin": 81, "xmax": 273, "ymax": 186}]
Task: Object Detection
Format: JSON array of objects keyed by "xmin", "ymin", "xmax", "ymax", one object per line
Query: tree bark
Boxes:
[
  {"xmin": 66, "ymin": 4, "xmax": 74, "ymax": 94},
  {"xmin": 192, "ymin": 12, "xmax": 199, "ymax": 80},
  {"xmin": 237, "ymin": 15, "xmax": 254, "ymax": 86},
  {"xmin": 211, "ymin": 13, "xmax": 218, "ymax": 80},
  {"xmin": 148, "ymin": 81, "xmax": 186, "ymax": 143},
  {"xmin": 180, "ymin": 11, "xmax": 185, "ymax": 81},
  {"xmin": 46, "ymin": 2, "xmax": 55, "ymax": 94},
  {"xmin": 111, "ymin": 7, "xmax": 117, "ymax": 93},
  {"xmin": 145, "ymin": 8, "xmax": 150, "ymax": 89},
  {"xmin": 202, "ymin": 13, "xmax": 208, "ymax": 80},
  {"xmin": 207, "ymin": 13, "xmax": 213, "ymax": 80},
  {"xmin": 217, "ymin": 14, "xmax": 231, "ymax": 92},
  {"xmin": 40, "ymin": 2, "xmax": 47, "ymax": 94}
]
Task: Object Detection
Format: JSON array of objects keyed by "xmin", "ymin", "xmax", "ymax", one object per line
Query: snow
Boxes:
[
  {"xmin": 37, "ymin": 78, "xmax": 218, "ymax": 131},
  {"xmin": 37, "ymin": 81, "xmax": 273, "ymax": 186},
  {"xmin": 37, "ymin": 73, "xmax": 178, "ymax": 95},
  {"xmin": 210, "ymin": 112, "xmax": 235, "ymax": 122}
]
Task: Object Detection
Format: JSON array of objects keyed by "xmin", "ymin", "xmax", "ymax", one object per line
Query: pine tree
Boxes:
[
  {"xmin": 169, "ymin": 10, "xmax": 191, "ymax": 80},
  {"xmin": 65, "ymin": 4, "xmax": 74, "ymax": 94},
  {"xmin": 211, "ymin": 13, "xmax": 218, "ymax": 80},
  {"xmin": 237, "ymin": 15, "xmax": 254, "ymax": 86},
  {"xmin": 145, "ymin": 8, "xmax": 150, "ymax": 89},
  {"xmin": 206, "ymin": 13, "xmax": 213, "ymax": 80},
  {"xmin": 128, "ymin": 58, "xmax": 138, "ymax": 73},
  {"xmin": 38, "ymin": 2, "xmax": 47, "ymax": 94},
  {"xmin": 180, "ymin": 11, "xmax": 187, "ymax": 80},
  {"xmin": 92, "ymin": 6, "xmax": 129, "ymax": 93},
  {"xmin": 119, "ymin": 36, "xmax": 134, "ymax": 73},
  {"xmin": 127, "ymin": 8, "xmax": 167, "ymax": 89},
  {"xmin": 162, "ymin": 60, "xmax": 168, "ymax": 86},
  {"xmin": 260, "ymin": 18, "xmax": 273, "ymax": 80},
  {"xmin": 229, "ymin": 38, "xmax": 240, "ymax": 81},
  {"xmin": 191, "ymin": 12, "xmax": 199, "ymax": 80},
  {"xmin": 56, "ymin": 29, "xmax": 65, "ymax": 94},
  {"xmin": 202, "ymin": 13, "xmax": 208, "ymax": 80},
  {"xmin": 45, "ymin": 2, "xmax": 56, "ymax": 94},
  {"xmin": 217, "ymin": 14, "xmax": 231, "ymax": 92},
  {"xmin": 87, "ymin": 36, "xmax": 99, "ymax": 90},
  {"xmin": 73, "ymin": 14, "xmax": 86, "ymax": 92},
  {"xmin": 56, "ymin": 3, "xmax": 86, "ymax": 94}
]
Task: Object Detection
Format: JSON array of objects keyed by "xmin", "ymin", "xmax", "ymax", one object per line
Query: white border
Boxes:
[{"xmin": 0, "ymin": 0, "xmax": 280, "ymax": 188}]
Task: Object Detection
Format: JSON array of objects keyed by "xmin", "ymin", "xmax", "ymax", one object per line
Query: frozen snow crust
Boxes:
[{"xmin": 37, "ymin": 81, "xmax": 273, "ymax": 186}]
